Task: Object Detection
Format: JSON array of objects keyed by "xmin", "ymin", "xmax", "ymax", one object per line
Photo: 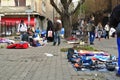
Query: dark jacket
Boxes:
[
  {"xmin": 54, "ymin": 22, "xmax": 62, "ymax": 32},
  {"xmin": 109, "ymin": 4, "xmax": 120, "ymax": 28},
  {"xmin": 47, "ymin": 20, "xmax": 53, "ymax": 31}
]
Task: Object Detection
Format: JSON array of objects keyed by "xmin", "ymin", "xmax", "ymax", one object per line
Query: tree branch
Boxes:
[
  {"xmin": 70, "ymin": 0, "xmax": 85, "ymax": 15},
  {"xmin": 60, "ymin": 0, "xmax": 68, "ymax": 11},
  {"xmin": 68, "ymin": 0, "xmax": 72, "ymax": 5},
  {"xmin": 50, "ymin": 0, "xmax": 62, "ymax": 15}
]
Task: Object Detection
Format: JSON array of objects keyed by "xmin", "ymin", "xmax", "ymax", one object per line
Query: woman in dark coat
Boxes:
[{"xmin": 46, "ymin": 18, "xmax": 54, "ymax": 42}]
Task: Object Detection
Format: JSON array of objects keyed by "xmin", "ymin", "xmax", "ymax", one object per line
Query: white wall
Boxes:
[
  {"xmin": 1, "ymin": 0, "xmax": 15, "ymax": 6},
  {"xmin": 1, "ymin": 0, "xmax": 32, "ymax": 6}
]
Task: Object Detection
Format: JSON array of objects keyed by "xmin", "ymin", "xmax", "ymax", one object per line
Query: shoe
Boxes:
[
  {"xmin": 53, "ymin": 42, "xmax": 56, "ymax": 46},
  {"xmin": 116, "ymin": 73, "xmax": 120, "ymax": 77},
  {"xmin": 90, "ymin": 43, "xmax": 94, "ymax": 45},
  {"xmin": 58, "ymin": 42, "xmax": 60, "ymax": 46}
]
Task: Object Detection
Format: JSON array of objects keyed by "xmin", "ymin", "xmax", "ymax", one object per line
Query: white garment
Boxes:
[
  {"xmin": 17, "ymin": 23, "xmax": 27, "ymax": 32},
  {"xmin": 109, "ymin": 27, "xmax": 116, "ymax": 36},
  {"xmin": 104, "ymin": 24, "xmax": 110, "ymax": 31},
  {"xmin": 33, "ymin": 34, "xmax": 40, "ymax": 41},
  {"xmin": 56, "ymin": 19, "xmax": 62, "ymax": 24}
]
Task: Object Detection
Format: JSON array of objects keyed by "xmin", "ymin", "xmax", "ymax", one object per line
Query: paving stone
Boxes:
[{"xmin": 0, "ymin": 38, "xmax": 119, "ymax": 80}]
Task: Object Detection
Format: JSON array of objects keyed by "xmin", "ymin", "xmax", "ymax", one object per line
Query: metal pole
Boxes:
[
  {"xmin": 28, "ymin": 13, "xmax": 30, "ymax": 27},
  {"xmin": 53, "ymin": 7, "xmax": 54, "ymax": 22}
]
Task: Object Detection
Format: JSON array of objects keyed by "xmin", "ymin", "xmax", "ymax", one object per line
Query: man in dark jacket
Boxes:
[
  {"xmin": 53, "ymin": 19, "xmax": 62, "ymax": 46},
  {"xmin": 109, "ymin": 4, "xmax": 120, "ymax": 77},
  {"xmin": 88, "ymin": 20, "xmax": 95, "ymax": 45}
]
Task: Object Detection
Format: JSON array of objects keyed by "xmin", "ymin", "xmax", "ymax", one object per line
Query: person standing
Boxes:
[
  {"xmin": 46, "ymin": 18, "xmax": 54, "ymax": 42},
  {"xmin": 17, "ymin": 20, "xmax": 28, "ymax": 41},
  {"xmin": 104, "ymin": 22, "xmax": 110, "ymax": 39},
  {"xmin": 88, "ymin": 21, "xmax": 95, "ymax": 45},
  {"xmin": 109, "ymin": 4, "xmax": 120, "ymax": 77},
  {"xmin": 53, "ymin": 19, "xmax": 62, "ymax": 46}
]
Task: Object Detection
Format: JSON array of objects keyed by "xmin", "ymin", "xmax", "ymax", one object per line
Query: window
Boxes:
[{"xmin": 14, "ymin": 0, "xmax": 26, "ymax": 6}]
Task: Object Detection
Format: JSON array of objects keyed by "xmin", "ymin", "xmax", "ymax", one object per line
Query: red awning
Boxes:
[{"xmin": 1, "ymin": 17, "xmax": 35, "ymax": 26}]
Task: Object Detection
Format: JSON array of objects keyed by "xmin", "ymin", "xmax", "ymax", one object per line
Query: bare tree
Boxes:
[{"xmin": 50, "ymin": 0, "xmax": 85, "ymax": 38}]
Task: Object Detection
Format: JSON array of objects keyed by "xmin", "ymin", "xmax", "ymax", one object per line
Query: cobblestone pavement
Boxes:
[{"xmin": 0, "ymin": 38, "xmax": 120, "ymax": 80}]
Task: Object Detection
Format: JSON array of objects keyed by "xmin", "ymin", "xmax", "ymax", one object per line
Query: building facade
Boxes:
[{"xmin": 0, "ymin": 0, "xmax": 50, "ymax": 36}]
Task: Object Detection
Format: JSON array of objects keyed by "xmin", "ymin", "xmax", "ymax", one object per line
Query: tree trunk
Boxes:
[{"xmin": 61, "ymin": 15, "xmax": 72, "ymax": 38}]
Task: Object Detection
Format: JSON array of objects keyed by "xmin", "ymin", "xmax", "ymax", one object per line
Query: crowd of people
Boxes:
[
  {"xmin": 17, "ymin": 17, "xmax": 63, "ymax": 47},
  {"xmin": 3, "ymin": 5, "xmax": 120, "ymax": 77},
  {"xmin": 71, "ymin": 16, "xmax": 117, "ymax": 45},
  {"xmin": 16, "ymin": 15, "xmax": 117, "ymax": 47}
]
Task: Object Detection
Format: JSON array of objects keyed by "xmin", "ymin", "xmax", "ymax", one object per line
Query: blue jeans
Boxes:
[
  {"xmin": 117, "ymin": 38, "xmax": 120, "ymax": 74},
  {"xmin": 89, "ymin": 32, "xmax": 95, "ymax": 44},
  {"xmin": 53, "ymin": 31, "xmax": 61, "ymax": 45}
]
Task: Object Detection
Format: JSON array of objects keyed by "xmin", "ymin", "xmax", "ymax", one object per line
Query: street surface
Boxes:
[{"xmin": 0, "ymin": 37, "xmax": 119, "ymax": 80}]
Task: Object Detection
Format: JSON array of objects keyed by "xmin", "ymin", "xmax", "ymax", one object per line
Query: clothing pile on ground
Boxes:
[
  {"xmin": 7, "ymin": 42, "xmax": 29, "ymax": 49},
  {"xmin": 0, "ymin": 32, "xmax": 47, "ymax": 49},
  {"xmin": 67, "ymin": 48, "xmax": 118, "ymax": 71},
  {"xmin": 66, "ymin": 36, "xmax": 79, "ymax": 44},
  {"xmin": 0, "ymin": 38, "xmax": 15, "ymax": 44}
]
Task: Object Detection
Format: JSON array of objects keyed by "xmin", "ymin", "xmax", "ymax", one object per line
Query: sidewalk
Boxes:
[{"xmin": 0, "ymin": 38, "xmax": 119, "ymax": 80}]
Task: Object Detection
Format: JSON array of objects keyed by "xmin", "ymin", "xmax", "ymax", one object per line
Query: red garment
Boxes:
[{"xmin": 7, "ymin": 43, "xmax": 29, "ymax": 49}]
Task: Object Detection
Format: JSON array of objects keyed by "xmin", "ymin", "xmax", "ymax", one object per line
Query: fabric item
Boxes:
[
  {"xmin": 7, "ymin": 42, "xmax": 29, "ymax": 49},
  {"xmin": 87, "ymin": 23, "xmax": 95, "ymax": 32},
  {"xmin": 89, "ymin": 32, "xmax": 95, "ymax": 44},
  {"xmin": 67, "ymin": 48, "xmax": 74, "ymax": 61},
  {"xmin": 46, "ymin": 19, "xmax": 54, "ymax": 38},
  {"xmin": 16, "ymin": 32, "xmax": 20, "ymax": 36},
  {"xmin": 15, "ymin": 43, "xmax": 28, "ymax": 49},
  {"xmin": 110, "ymin": 4, "xmax": 120, "ymax": 28},
  {"xmin": 35, "ymin": 29, "xmax": 41, "ymax": 34},
  {"xmin": 54, "ymin": 20, "xmax": 62, "ymax": 31},
  {"xmin": 21, "ymin": 33, "xmax": 29, "ymax": 41},
  {"xmin": 32, "ymin": 41, "xmax": 41, "ymax": 47},
  {"xmin": 60, "ymin": 28, "xmax": 64, "ymax": 34},
  {"xmin": 56, "ymin": 19, "xmax": 62, "ymax": 24},
  {"xmin": 105, "ymin": 31, "xmax": 109, "ymax": 39},
  {"xmin": 116, "ymin": 23, "xmax": 120, "ymax": 37},
  {"xmin": 66, "ymin": 36, "xmax": 78, "ymax": 41},
  {"xmin": 0, "ymin": 38, "xmax": 15, "ymax": 44},
  {"xmin": 17, "ymin": 23, "xmax": 27, "ymax": 32},
  {"xmin": 97, "ymin": 30, "xmax": 103, "ymax": 38},
  {"xmin": 7, "ymin": 44, "xmax": 17, "ymax": 49},
  {"xmin": 109, "ymin": 27, "xmax": 116, "ymax": 36},
  {"xmin": 53, "ymin": 31, "xmax": 61, "ymax": 45},
  {"xmin": 104, "ymin": 24, "xmax": 110, "ymax": 31},
  {"xmin": 48, "ymin": 30, "xmax": 53, "ymax": 37},
  {"xmin": 33, "ymin": 33, "xmax": 40, "ymax": 41},
  {"xmin": 117, "ymin": 38, "xmax": 120, "ymax": 74}
]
